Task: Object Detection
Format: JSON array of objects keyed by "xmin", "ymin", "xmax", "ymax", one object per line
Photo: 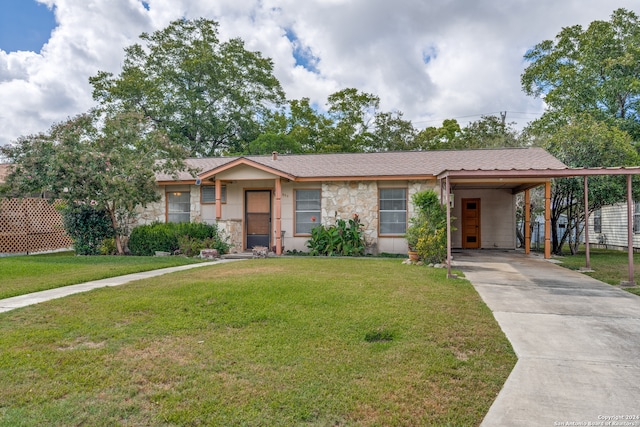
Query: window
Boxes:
[
  {"xmin": 593, "ymin": 209, "xmax": 602, "ymax": 234},
  {"xmin": 201, "ymin": 185, "xmax": 226, "ymax": 204},
  {"xmin": 295, "ymin": 189, "xmax": 321, "ymax": 235},
  {"xmin": 167, "ymin": 191, "xmax": 190, "ymax": 223},
  {"xmin": 379, "ymin": 188, "xmax": 407, "ymax": 235},
  {"xmin": 634, "ymin": 203, "xmax": 640, "ymax": 234}
]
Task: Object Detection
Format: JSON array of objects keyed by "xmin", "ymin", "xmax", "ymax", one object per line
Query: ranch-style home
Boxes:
[{"xmin": 138, "ymin": 147, "xmax": 567, "ymax": 255}]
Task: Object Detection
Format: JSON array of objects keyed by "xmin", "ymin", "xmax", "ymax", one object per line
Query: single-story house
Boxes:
[{"xmin": 139, "ymin": 147, "xmax": 568, "ymax": 255}]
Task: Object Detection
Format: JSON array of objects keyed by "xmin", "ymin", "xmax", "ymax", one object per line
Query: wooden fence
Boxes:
[{"xmin": 0, "ymin": 198, "xmax": 73, "ymax": 254}]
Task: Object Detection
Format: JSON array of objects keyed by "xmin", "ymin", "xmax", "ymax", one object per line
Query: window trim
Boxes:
[
  {"xmin": 378, "ymin": 187, "xmax": 407, "ymax": 237},
  {"xmin": 166, "ymin": 190, "xmax": 191, "ymax": 223},
  {"xmin": 593, "ymin": 208, "xmax": 602, "ymax": 234},
  {"xmin": 294, "ymin": 188, "xmax": 321, "ymax": 236},
  {"xmin": 201, "ymin": 185, "xmax": 227, "ymax": 204},
  {"xmin": 634, "ymin": 202, "xmax": 640, "ymax": 234}
]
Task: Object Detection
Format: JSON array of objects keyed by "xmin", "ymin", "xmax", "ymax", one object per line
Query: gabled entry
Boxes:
[
  {"xmin": 245, "ymin": 190, "xmax": 271, "ymax": 250},
  {"xmin": 462, "ymin": 198, "xmax": 481, "ymax": 249}
]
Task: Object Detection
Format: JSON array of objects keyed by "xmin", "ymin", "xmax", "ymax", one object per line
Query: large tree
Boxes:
[
  {"xmin": 1, "ymin": 110, "xmax": 188, "ymax": 254},
  {"xmin": 522, "ymin": 8, "xmax": 640, "ymax": 139},
  {"xmin": 521, "ymin": 8, "xmax": 640, "ymax": 254},
  {"xmin": 90, "ymin": 18, "xmax": 285, "ymax": 157},
  {"xmin": 543, "ymin": 115, "xmax": 640, "ymax": 254}
]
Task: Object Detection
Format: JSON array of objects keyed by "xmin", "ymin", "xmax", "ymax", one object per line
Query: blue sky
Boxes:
[
  {"xmin": 1, "ymin": 0, "xmax": 639, "ymax": 148},
  {"xmin": 0, "ymin": 0, "xmax": 56, "ymax": 52}
]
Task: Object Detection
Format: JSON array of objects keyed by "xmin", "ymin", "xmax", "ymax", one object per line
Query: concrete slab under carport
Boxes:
[{"xmin": 453, "ymin": 251, "xmax": 640, "ymax": 426}]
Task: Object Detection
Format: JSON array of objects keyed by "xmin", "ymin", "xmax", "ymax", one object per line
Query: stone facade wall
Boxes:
[
  {"xmin": 135, "ymin": 188, "xmax": 165, "ymax": 225},
  {"xmin": 217, "ymin": 219, "xmax": 243, "ymax": 253},
  {"xmin": 321, "ymin": 181, "xmax": 380, "ymax": 251}
]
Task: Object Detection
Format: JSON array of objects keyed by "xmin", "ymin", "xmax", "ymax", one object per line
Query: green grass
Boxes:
[
  {"xmin": 0, "ymin": 258, "xmax": 515, "ymax": 426},
  {"xmin": 555, "ymin": 248, "xmax": 640, "ymax": 296},
  {"xmin": 0, "ymin": 252, "xmax": 203, "ymax": 299}
]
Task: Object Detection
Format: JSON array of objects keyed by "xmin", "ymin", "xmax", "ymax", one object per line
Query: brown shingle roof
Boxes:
[{"xmin": 158, "ymin": 148, "xmax": 568, "ymax": 182}]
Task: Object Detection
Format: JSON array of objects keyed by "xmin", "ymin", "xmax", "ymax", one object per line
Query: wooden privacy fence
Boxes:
[{"xmin": 0, "ymin": 198, "xmax": 73, "ymax": 254}]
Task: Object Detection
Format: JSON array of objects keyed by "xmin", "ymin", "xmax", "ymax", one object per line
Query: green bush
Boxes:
[
  {"xmin": 61, "ymin": 203, "xmax": 115, "ymax": 255},
  {"xmin": 306, "ymin": 215, "xmax": 365, "ymax": 256},
  {"xmin": 128, "ymin": 222, "xmax": 229, "ymax": 256},
  {"xmin": 405, "ymin": 190, "xmax": 453, "ymax": 264}
]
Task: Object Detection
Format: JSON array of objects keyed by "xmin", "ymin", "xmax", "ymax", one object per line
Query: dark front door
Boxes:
[
  {"xmin": 462, "ymin": 198, "xmax": 481, "ymax": 249},
  {"xmin": 245, "ymin": 190, "xmax": 271, "ymax": 249}
]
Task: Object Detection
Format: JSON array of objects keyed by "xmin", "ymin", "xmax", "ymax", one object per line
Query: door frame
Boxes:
[
  {"xmin": 461, "ymin": 198, "xmax": 481, "ymax": 249},
  {"xmin": 244, "ymin": 189, "xmax": 272, "ymax": 250}
]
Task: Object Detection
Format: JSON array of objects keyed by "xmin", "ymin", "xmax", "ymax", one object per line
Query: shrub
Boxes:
[
  {"xmin": 306, "ymin": 215, "xmax": 365, "ymax": 256},
  {"xmin": 128, "ymin": 222, "xmax": 229, "ymax": 256},
  {"xmin": 61, "ymin": 203, "xmax": 115, "ymax": 255},
  {"xmin": 405, "ymin": 190, "xmax": 453, "ymax": 264}
]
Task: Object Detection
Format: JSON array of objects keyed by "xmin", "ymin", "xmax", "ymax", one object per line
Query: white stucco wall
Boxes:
[{"xmin": 451, "ymin": 188, "xmax": 516, "ymax": 249}]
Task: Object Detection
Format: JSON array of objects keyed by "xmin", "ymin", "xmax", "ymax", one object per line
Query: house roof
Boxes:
[{"xmin": 157, "ymin": 147, "xmax": 568, "ymax": 183}]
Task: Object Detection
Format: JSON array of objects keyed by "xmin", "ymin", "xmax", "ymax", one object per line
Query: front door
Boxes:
[
  {"xmin": 245, "ymin": 190, "xmax": 271, "ymax": 250},
  {"xmin": 462, "ymin": 198, "xmax": 481, "ymax": 249}
]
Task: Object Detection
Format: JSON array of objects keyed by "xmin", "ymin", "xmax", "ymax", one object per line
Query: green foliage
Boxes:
[
  {"xmin": 60, "ymin": 203, "xmax": 114, "ymax": 255},
  {"xmin": 522, "ymin": 8, "xmax": 640, "ymax": 139},
  {"xmin": 306, "ymin": 215, "xmax": 365, "ymax": 256},
  {"xmin": 405, "ymin": 190, "xmax": 451, "ymax": 264},
  {"xmin": 90, "ymin": 18, "xmax": 285, "ymax": 157},
  {"xmin": 128, "ymin": 222, "xmax": 229, "ymax": 256},
  {"xmin": 0, "ymin": 109, "xmax": 189, "ymax": 255}
]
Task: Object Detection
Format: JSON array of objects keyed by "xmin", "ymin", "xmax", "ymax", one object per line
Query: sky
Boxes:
[{"xmin": 0, "ymin": 0, "xmax": 639, "ymax": 149}]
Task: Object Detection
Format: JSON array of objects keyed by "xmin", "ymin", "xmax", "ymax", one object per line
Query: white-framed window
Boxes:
[
  {"xmin": 379, "ymin": 188, "xmax": 407, "ymax": 235},
  {"xmin": 295, "ymin": 189, "xmax": 321, "ymax": 235},
  {"xmin": 167, "ymin": 191, "xmax": 190, "ymax": 223},
  {"xmin": 593, "ymin": 209, "xmax": 602, "ymax": 234},
  {"xmin": 201, "ymin": 185, "xmax": 227, "ymax": 204}
]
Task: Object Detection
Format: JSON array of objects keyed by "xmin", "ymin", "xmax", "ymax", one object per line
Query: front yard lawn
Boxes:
[
  {"xmin": 0, "ymin": 258, "xmax": 515, "ymax": 426},
  {"xmin": 0, "ymin": 252, "xmax": 203, "ymax": 300}
]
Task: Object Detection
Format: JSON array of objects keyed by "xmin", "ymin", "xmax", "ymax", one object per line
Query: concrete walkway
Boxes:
[
  {"xmin": 453, "ymin": 251, "xmax": 640, "ymax": 426},
  {"xmin": 0, "ymin": 259, "xmax": 242, "ymax": 314}
]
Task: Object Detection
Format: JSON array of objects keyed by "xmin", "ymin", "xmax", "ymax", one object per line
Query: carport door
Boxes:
[
  {"xmin": 245, "ymin": 190, "xmax": 271, "ymax": 250},
  {"xmin": 462, "ymin": 198, "xmax": 481, "ymax": 249}
]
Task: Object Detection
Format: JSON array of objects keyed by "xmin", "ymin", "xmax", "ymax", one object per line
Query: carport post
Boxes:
[
  {"xmin": 524, "ymin": 189, "xmax": 531, "ymax": 255},
  {"xmin": 446, "ymin": 176, "xmax": 453, "ymax": 278},
  {"xmin": 627, "ymin": 175, "xmax": 635, "ymax": 285},
  {"xmin": 544, "ymin": 180, "xmax": 551, "ymax": 259},
  {"xmin": 584, "ymin": 176, "xmax": 590, "ymax": 270}
]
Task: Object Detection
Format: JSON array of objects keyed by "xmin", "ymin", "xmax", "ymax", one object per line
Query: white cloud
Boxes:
[{"xmin": 1, "ymin": 0, "xmax": 639, "ymax": 148}]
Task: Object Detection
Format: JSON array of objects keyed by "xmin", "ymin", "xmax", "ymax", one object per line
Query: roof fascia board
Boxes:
[
  {"xmin": 198, "ymin": 157, "xmax": 297, "ymax": 181},
  {"xmin": 295, "ymin": 175, "xmax": 436, "ymax": 182},
  {"xmin": 438, "ymin": 167, "xmax": 640, "ymax": 180}
]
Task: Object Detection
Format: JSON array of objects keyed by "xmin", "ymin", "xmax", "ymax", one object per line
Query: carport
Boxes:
[{"xmin": 438, "ymin": 167, "xmax": 640, "ymax": 283}]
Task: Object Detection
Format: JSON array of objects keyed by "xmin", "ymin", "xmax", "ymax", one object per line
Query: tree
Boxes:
[
  {"xmin": 324, "ymin": 88, "xmax": 379, "ymax": 152},
  {"xmin": 522, "ymin": 8, "xmax": 640, "ymax": 254},
  {"xmin": 455, "ymin": 115, "xmax": 523, "ymax": 149},
  {"xmin": 522, "ymin": 8, "xmax": 640, "ymax": 139},
  {"xmin": 414, "ymin": 119, "xmax": 462, "ymax": 150},
  {"xmin": 90, "ymin": 18, "xmax": 285, "ymax": 157},
  {"xmin": 1, "ymin": 110, "xmax": 189, "ymax": 254},
  {"xmin": 543, "ymin": 115, "xmax": 640, "ymax": 254}
]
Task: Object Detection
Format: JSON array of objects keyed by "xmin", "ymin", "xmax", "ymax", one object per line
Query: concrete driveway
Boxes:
[{"xmin": 453, "ymin": 251, "xmax": 640, "ymax": 426}]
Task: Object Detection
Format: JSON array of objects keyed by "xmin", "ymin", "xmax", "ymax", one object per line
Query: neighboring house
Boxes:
[
  {"xmin": 139, "ymin": 147, "xmax": 567, "ymax": 255},
  {"xmin": 587, "ymin": 203, "xmax": 640, "ymax": 250}
]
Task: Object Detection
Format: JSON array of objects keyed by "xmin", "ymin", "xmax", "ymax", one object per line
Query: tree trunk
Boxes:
[{"xmin": 107, "ymin": 203, "xmax": 125, "ymax": 255}]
